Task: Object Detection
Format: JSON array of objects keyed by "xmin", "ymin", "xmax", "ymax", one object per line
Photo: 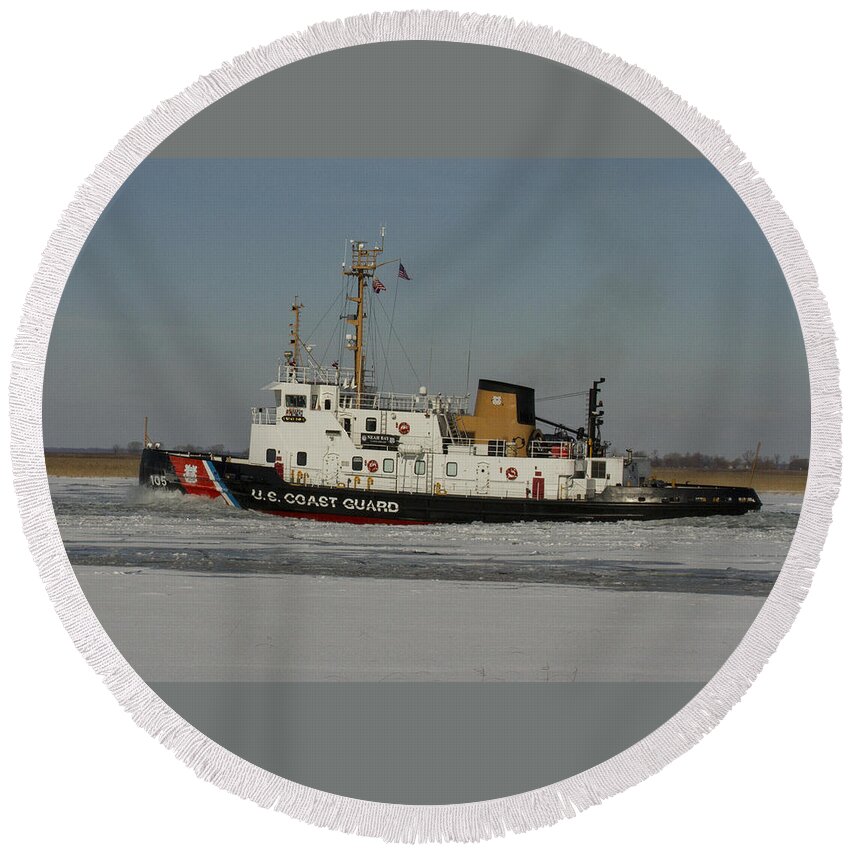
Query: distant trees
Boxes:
[
  {"xmin": 105, "ymin": 441, "xmax": 244, "ymax": 455},
  {"xmin": 112, "ymin": 441, "xmax": 144, "ymax": 454},
  {"xmin": 171, "ymin": 443, "xmax": 241, "ymax": 456},
  {"xmin": 655, "ymin": 452, "xmax": 733, "ymax": 470},
  {"xmin": 646, "ymin": 450, "xmax": 809, "ymax": 471}
]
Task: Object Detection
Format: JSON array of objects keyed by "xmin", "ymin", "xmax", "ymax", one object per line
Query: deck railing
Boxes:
[
  {"xmin": 276, "ymin": 364, "xmax": 364, "ymax": 385},
  {"xmin": 338, "ymin": 391, "xmax": 469, "ymax": 414},
  {"xmin": 251, "ymin": 407, "xmax": 277, "ymax": 425},
  {"xmin": 528, "ymin": 439, "xmax": 585, "ymax": 459},
  {"xmin": 272, "ymin": 364, "xmax": 469, "ymax": 414},
  {"xmin": 441, "ymin": 438, "xmax": 584, "ymax": 458},
  {"xmin": 252, "ymin": 391, "xmax": 469, "ymax": 423}
]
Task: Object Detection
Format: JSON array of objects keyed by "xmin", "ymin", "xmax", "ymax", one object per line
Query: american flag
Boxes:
[
  {"xmin": 372, "ymin": 278, "xmax": 386, "ymax": 292},
  {"xmin": 397, "ymin": 262, "xmax": 411, "ymax": 281}
]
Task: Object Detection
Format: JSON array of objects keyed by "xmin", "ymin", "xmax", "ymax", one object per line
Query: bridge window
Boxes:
[
  {"xmin": 414, "ymin": 460, "xmax": 426, "ymax": 475},
  {"xmin": 296, "ymin": 451, "xmax": 307, "ymax": 466},
  {"xmin": 446, "ymin": 462, "xmax": 458, "ymax": 477},
  {"xmin": 352, "ymin": 456, "xmax": 363, "ymax": 471},
  {"xmin": 285, "ymin": 395, "xmax": 307, "ymax": 408},
  {"xmin": 365, "ymin": 417, "xmax": 377, "ymax": 432},
  {"xmin": 343, "ymin": 418, "xmax": 351, "ymax": 434},
  {"xmin": 383, "ymin": 458, "xmax": 394, "ymax": 473},
  {"xmin": 591, "ymin": 460, "xmax": 606, "ymax": 479},
  {"xmin": 265, "ymin": 448, "xmax": 276, "ymax": 464}
]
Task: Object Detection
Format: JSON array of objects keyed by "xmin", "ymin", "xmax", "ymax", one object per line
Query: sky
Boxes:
[{"xmin": 43, "ymin": 44, "xmax": 809, "ymax": 460}]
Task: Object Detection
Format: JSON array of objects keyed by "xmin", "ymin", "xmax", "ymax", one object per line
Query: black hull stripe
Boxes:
[{"xmin": 139, "ymin": 449, "xmax": 761, "ymax": 524}]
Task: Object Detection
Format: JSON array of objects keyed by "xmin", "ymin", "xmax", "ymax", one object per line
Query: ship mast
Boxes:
[
  {"xmin": 289, "ymin": 297, "xmax": 304, "ymax": 367},
  {"xmin": 586, "ymin": 377, "xmax": 606, "ymax": 458},
  {"xmin": 343, "ymin": 230, "xmax": 385, "ymax": 406}
]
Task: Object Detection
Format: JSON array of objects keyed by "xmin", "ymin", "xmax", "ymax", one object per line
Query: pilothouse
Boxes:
[{"xmin": 140, "ymin": 232, "xmax": 762, "ymax": 522}]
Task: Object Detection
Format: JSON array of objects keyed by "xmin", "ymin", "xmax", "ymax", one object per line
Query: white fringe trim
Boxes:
[{"xmin": 8, "ymin": 10, "xmax": 840, "ymax": 843}]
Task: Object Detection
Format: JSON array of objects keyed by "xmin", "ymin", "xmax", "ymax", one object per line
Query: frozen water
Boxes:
[
  {"xmin": 52, "ymin": 477, "xmax": 797, "ymax": 596},
  {"xmin": 48, "ymin": 477, "xmax": 798, "ymax": 682}
]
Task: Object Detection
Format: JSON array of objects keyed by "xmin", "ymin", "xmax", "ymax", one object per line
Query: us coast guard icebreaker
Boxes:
[{"xmin": 140, "ymin": 233, "xmax": 762, "ymax": 523}]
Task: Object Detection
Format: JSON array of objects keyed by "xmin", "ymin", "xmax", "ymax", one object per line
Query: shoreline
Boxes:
[{"xmin": 650, "ymin": 466, "xmax": 806, "ymax": 493}]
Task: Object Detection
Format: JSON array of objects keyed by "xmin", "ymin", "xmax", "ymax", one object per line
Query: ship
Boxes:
[{"xmin": 139, "ymin": 232, "xmax": 762, "ymax": 523}]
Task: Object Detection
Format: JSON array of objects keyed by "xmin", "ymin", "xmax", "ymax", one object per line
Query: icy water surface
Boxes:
[{"xmin": 51, "ymin": 477, "xmax": 800, "ymax": 596}]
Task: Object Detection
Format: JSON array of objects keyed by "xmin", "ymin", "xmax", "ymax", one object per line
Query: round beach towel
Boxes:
[{"xmin": 8, "ymin": 9, "xmax": 840, "ymax": 844}]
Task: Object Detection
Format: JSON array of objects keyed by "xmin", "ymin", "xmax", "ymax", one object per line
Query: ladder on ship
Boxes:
[
  {"xmin": 437, "ymin": 410, "xmax": 468, "ymax": 446},
  {"xmin": 425, "ymin": 450, "xmax": 435, "ymax": 495}
]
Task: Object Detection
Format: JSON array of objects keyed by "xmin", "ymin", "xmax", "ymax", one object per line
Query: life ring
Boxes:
[
  {"xmin": 366, "ymin": 459, "xmax": 379, "ymax": 473},
  {"xmin": 505, "ymin": 467, "xmax": 518, "ymax": 481},
  {"xmin": 512, "ymin": 435, "xmax": 526, "ymax": 448},
  {"xmin": 398, "ymin": 421, "xmax": 410, "ymax": 435}
]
